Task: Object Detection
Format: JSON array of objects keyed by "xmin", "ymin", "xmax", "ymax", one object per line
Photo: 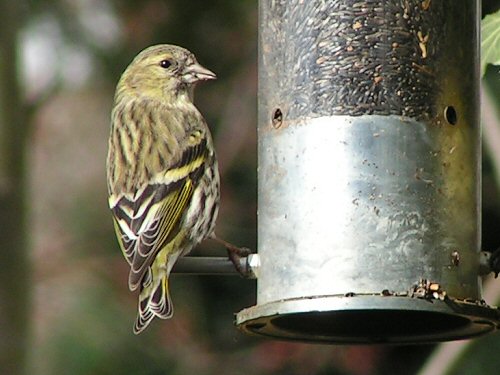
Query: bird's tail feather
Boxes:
[{"xmin": 133, "ymin": 274, "xmax": 173, "ymax": 334}]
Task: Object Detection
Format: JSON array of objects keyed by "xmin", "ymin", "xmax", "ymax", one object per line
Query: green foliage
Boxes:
[
  {"xmin": 482, "ymin": 10, "xmax": 500, "ymax": 76},
  {"xmin": 446, "ymin": 332, "xmax": 500, "ymax": 375}
]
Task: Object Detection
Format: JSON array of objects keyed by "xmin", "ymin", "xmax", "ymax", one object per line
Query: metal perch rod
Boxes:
[{"xmin": 171, "ymin": 256, "xmax": 256, "ymax": 278}]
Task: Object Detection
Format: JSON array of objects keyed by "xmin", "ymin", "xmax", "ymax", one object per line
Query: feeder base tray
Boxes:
[{"xmin": 236, "ymin": 295, "xmax": 499, "ymax": 344}]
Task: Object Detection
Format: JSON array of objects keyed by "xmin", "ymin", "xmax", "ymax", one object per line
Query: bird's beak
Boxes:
[{"xmin": 182, "ymin": 62, "xmax": 217, "ymax": 83}]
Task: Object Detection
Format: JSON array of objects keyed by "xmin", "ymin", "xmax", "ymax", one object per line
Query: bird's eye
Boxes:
[{"xmin": 160, "ymin": 59, "xmax": 173, "ymax": 69}]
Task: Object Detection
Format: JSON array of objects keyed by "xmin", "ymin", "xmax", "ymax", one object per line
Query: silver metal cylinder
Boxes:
[{"xmin": 237, "ymin": 0, "xmax": 499, "ymax": 343}]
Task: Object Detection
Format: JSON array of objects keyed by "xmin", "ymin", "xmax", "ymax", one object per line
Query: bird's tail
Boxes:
[{"xmin": 133, "ymin": 271, "xmax": 173, "ymax": 334}]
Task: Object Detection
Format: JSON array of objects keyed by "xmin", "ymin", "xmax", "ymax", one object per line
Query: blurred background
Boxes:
[{"xmin": 1, "ymin": 0, "xmax": 500, "ymax": 374}]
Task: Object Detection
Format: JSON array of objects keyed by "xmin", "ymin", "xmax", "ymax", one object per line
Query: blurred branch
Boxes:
[
  {"xmin": 417, "ymin": 85, "xmax": 500, "ymax": 375},
  {"xmin": 0, "ymin": 1, "xmax": 30, "ymax": 374},
  {"xmin": 416, "ymin": 340, "xmax": 468, "ymax": 375},
  {"xmin": 26, "ymin": 82, "xmax": 62, "ymax": 121}
]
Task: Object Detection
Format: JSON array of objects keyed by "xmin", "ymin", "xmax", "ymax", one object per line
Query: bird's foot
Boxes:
[
  {"xmin": 227, "ymin": 246, "xmax": 253, "ymax": 277},
  {"xmin": 211, "ymin": 236, "xmax": 254, "ymax": 277}
]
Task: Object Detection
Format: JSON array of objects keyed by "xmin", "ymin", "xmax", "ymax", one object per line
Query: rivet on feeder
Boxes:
[{"xmin": 272, "ymin": 108, "xmax": 283, "ymax": 128}]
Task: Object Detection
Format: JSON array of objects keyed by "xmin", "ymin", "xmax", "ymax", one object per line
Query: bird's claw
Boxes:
[{"xmin": 226, "ymin": 246, "xmax": 254, "ymax": 278}]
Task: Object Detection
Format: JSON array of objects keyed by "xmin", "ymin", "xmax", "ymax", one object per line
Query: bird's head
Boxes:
[{"xmin": 117, "ymin": 44, "xmax": 216, "ymax": 102}]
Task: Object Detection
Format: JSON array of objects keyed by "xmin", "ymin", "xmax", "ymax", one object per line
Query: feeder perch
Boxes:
[{"xmin": 235, "ymin": 0, "xmax": 500, "ymax": 343}]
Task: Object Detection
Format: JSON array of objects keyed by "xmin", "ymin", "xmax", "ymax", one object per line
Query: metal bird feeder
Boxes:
[{"xmin": 234, "ymin": 0, "xmax": 500, "ymax": 343}]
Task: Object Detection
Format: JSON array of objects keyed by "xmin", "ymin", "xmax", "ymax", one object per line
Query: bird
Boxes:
[{"xmin": 106, "ymin": 44, "xmax": 224, "ymax": 334}]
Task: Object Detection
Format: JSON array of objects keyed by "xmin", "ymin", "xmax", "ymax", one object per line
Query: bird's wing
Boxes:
[{"xmin": 110, "ymin": 135, "xmax": 208, "ymax": 291}]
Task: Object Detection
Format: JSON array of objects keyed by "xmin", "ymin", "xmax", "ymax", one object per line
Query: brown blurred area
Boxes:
[{"xmin": 1, "ymin": 1, "xmax": 500, "ymax": 375}]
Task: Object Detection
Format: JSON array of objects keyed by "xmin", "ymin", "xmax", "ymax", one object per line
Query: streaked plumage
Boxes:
[{"xmin": 106, "ymin": 44, "xmax": 219, "ymax": 334}]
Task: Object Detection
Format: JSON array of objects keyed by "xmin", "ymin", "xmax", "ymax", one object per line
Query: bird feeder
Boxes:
[{"xmin": 235, "ymin": 0, "xmax": 500, "ymax": 343}]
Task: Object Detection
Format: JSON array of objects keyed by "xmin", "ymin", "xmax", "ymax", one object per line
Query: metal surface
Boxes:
[
  {"xmin": 257, "ymin": 115, "xmax": 480, "ymax": 303},
  {"xmin": 172, "ymin": 256, "xmax": 257, "ymax": 278},
  {"xmin": 236, "ymin": 0, "xmax": 496, "ymax": 343}
]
